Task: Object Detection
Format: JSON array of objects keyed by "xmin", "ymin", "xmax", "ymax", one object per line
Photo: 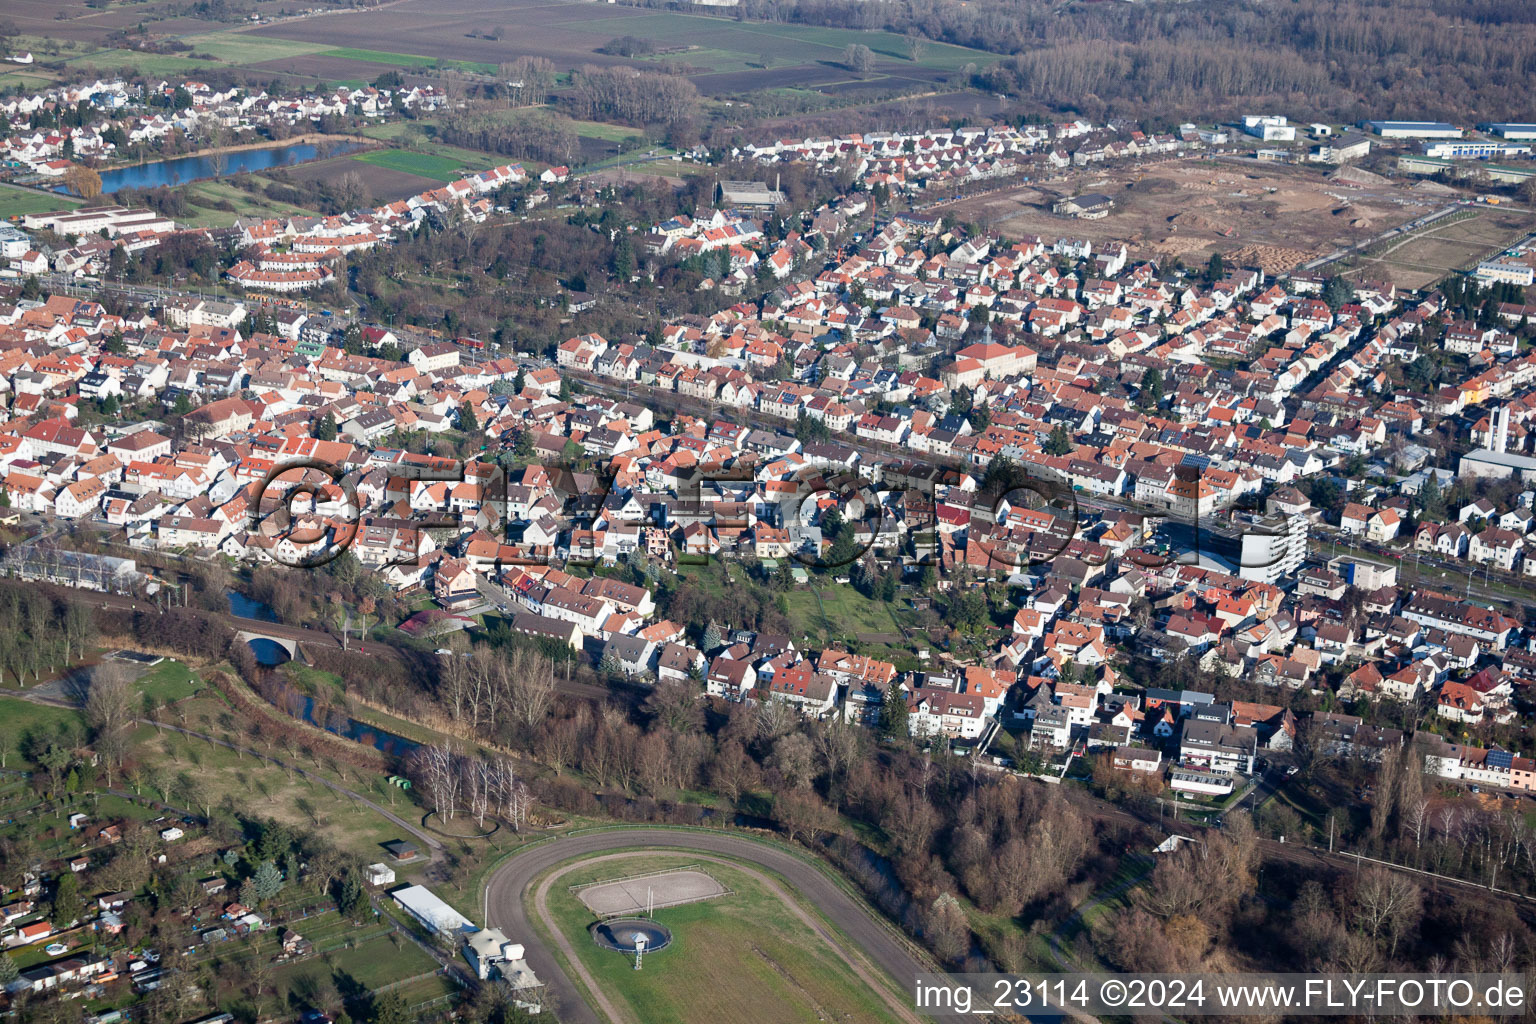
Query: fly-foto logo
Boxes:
[{"xmin": 246, "ymin": 454, "xmax": 1281, "ymax": 575}]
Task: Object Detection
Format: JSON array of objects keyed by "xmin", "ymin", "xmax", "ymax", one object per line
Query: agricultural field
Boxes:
[
  {"xmin": 252, "ymin": 0, "xmax": 997, "ymax": 96},
  {"xmin": 61, "ymin": 49, "xmax": 216, "ymax": 76},
  {"xmin": 954, "ymin": 157, "xmax": 1465, "ymax": 274},
  {"xmin": 0, "ymin": 0, "xmax": 264, "ymax": 42},
  {"xmin": 179, "ymin": 30, "xmax": 334, "ymax": 64},
  {"xmin": 319, "ymin": 46, "xmax": 496, "ymax": 75},
  {"xmin": 273, "ymin": 154, "xmax": 445, "ymax": 203},
  {"xmin": 352, "ymin": 148, "xmax": 467, "ymax": 182},
  {"xmin": 540, "ymin": 854, "xmax": 906, "ymax": 1024},
  {"xmin": 583, "ymin": 11, "xmax": 990, "ymax": 74}
]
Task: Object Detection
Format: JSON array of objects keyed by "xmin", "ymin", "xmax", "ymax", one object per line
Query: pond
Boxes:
[{"xmin": 69, "ymin": 140, "xmax": 366, "ymax": 195}]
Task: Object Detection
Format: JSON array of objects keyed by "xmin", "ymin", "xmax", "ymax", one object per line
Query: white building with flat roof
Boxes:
[
  {"xmin": 391, "ymin": 884, "xmax": 475, "ymax": 937},
  {"xmin": 1362, "ymin": 120, "xmax": 1462, "ymax": 139},
  {"xmin": 1479, "ymin": 123, "xmax": 1536, "ymax": 141},
  {"xmin": 1423, "ymin": 140, "xmax": 1532, "ymax": 160}
]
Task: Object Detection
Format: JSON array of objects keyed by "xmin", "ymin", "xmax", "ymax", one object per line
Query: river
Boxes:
[
  {"xmin": 66, "ymin": 140, "xmax": 366, "ymax": 195},
  {"xmin": 227, "ymin": 590, "xmax": 278, "ymax": 622},
  {"xmin": 228, "ymin": 588, "xmax": 419, "ymax": 756}
]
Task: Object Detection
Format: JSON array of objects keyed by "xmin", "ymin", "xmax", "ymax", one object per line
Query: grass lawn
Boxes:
[
  {"xmin": 540, "ymin": 854, "xmax": 904, "ymax": 1024},
  {"xmin": 565, "ymin": 118, "xmax": 645, "ymax": 143},
  {"xmin": 275, "ymin": 930, "xmax": 449, "ymax": 1005},
  {"xmin": 0, "ymin": 183, "xmax": 76, "ymax": 220},
  {"xmin": 0, "ymin": 70, "xmax": 56, "ymax": 91},
  {"xmin": 90, "ymin": 792, "xmax": 166, "ymax": 823},
  {"xmin": 320, "ymin": 48, "xmax": 496, "ymax": 75},
  {"xmin": 351, "ymin": 149, "xmax": 464, "ymax": 182},
  {"xmin": 178, "ymin": 178, "xmax": 322, "ymax": 227},
  {"xmin": 181, "ymin": 31, "xmax": 333, "ymax": 64},
  {"xmin": 782, "ymin": 579, "xmax": 916, "ymax": 649},
  {"xmin": 0, "ymin": 697, "xmax": 83, "ymax": 769},
  {"xmin": 359, "ymin": 121, "xmax": 419, "ymax": 142},
  {"xmin": 135, "ymin": 659, "xmax": 201, "ymax": 705}
]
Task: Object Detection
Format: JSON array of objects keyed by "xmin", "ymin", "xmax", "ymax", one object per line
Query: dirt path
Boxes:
[{"xmin": 531, "ymin": 849, "xmax": 924, "ymax": 1024}]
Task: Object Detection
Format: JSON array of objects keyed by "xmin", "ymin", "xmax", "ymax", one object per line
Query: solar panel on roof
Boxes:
[
  {"xmin": 1180, "ymin": 453, "xmax": 1213, "ymax": 471},
  {"xmin": 1487, "ymin": 750, "xmax": 1514, "ymax": 770}
]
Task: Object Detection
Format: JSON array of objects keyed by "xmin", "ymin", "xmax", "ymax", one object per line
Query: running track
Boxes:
[{"xmin": 484, "ymin": 830, "xmax": 929, "ymax": 1024}]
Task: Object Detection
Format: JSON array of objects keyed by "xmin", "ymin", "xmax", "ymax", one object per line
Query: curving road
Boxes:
[{"xmin": 484, "ymin": 830, "xmax": 931, "ymax": 1024}]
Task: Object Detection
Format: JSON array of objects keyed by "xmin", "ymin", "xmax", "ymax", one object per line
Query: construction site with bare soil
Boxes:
[{"xmin": 948, "ymin": 156, "xmax": 1499, "ymax": 278}]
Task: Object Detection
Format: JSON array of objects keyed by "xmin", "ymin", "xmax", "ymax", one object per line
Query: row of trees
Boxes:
[{"xmin": 0, "ymin": 584, "xmax": 97, "ymax": 687}]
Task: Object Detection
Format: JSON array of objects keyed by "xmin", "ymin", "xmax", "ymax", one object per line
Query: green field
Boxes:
[
  {"xmin": 542, "ymin": 854, "xmax": 904, "ymax": 1024},
  {"xmin": 0, "ymin": 697, "xmax": 82, "ymax": 769},
  {"xmin": 0, "ymin": 69, "xmax": 55, "ymax": 91},
  {"xmin": 275, "ymin": 928, "xmax": 453, "ymax": 1010},
  {"xmin": 0, "ymin": 184, "xmax": 76, "ymax": 220},
  {"xmin": 65, "ymin": 50, "xmax": 214, "ymax": 76},
  {"xmin": 176, "ymin": 178, "xmax": 324, "ymax": 228},
  {"xmin": 181, "ymin": 31, "xmax": 333, "ymax": 64},
  {"xmin": 552, "ymin": 10, "xmax": 996, "ymax": 74},
  {"xmin": 564, "ymin": 118, "xmax": 645, "ymax": 143},
  {"xmin": 352, "ymin": 149, "xmax": 466, "ymax": 182},
  {"xmin": 320, "ymin": 47, "xmax": 496, "ymax": 75},
  {"xmin": 135, "ymin": 659, "xmax": 201, "ymax": 705}
]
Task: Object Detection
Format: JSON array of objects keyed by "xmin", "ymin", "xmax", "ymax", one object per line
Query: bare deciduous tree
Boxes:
[{"xmin": 86, "ymin": 662, "xmax": 136, "ymax": 785}]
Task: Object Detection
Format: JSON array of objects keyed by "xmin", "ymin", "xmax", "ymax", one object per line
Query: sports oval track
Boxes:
[{"xmin": 483, "ymin": 830, "xmax": 926, "ymax": 1024}]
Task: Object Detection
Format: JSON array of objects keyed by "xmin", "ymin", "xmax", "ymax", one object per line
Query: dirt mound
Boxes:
[
  {"xmin": 1414, "ymin": 179, "xmax": 1460, "ymax": 195},
  {"xmin": 1169, "ymin": 210, "xmax": 1234, "ymax": 234},
  {"xmin": 1330, "ymin": 165, "xmax": 1389, "ymax": 186},
  {"xmin": 1350, "ymin": 218, "xmax": 1373, "ymax": 228}
]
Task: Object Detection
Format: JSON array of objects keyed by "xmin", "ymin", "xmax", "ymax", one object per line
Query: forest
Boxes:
[{"xmin": 713, "ymin": 0, "xmax": 1536, "ymax": 122}]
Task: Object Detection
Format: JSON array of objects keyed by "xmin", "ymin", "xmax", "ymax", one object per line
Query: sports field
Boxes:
[
  {"xmin": 0, "ymin": 184, "xmax": 75, "ymax": 220},
  {"xmin": 542, "ymin": 854, "xmax": 907, "ymax": 1024}
]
